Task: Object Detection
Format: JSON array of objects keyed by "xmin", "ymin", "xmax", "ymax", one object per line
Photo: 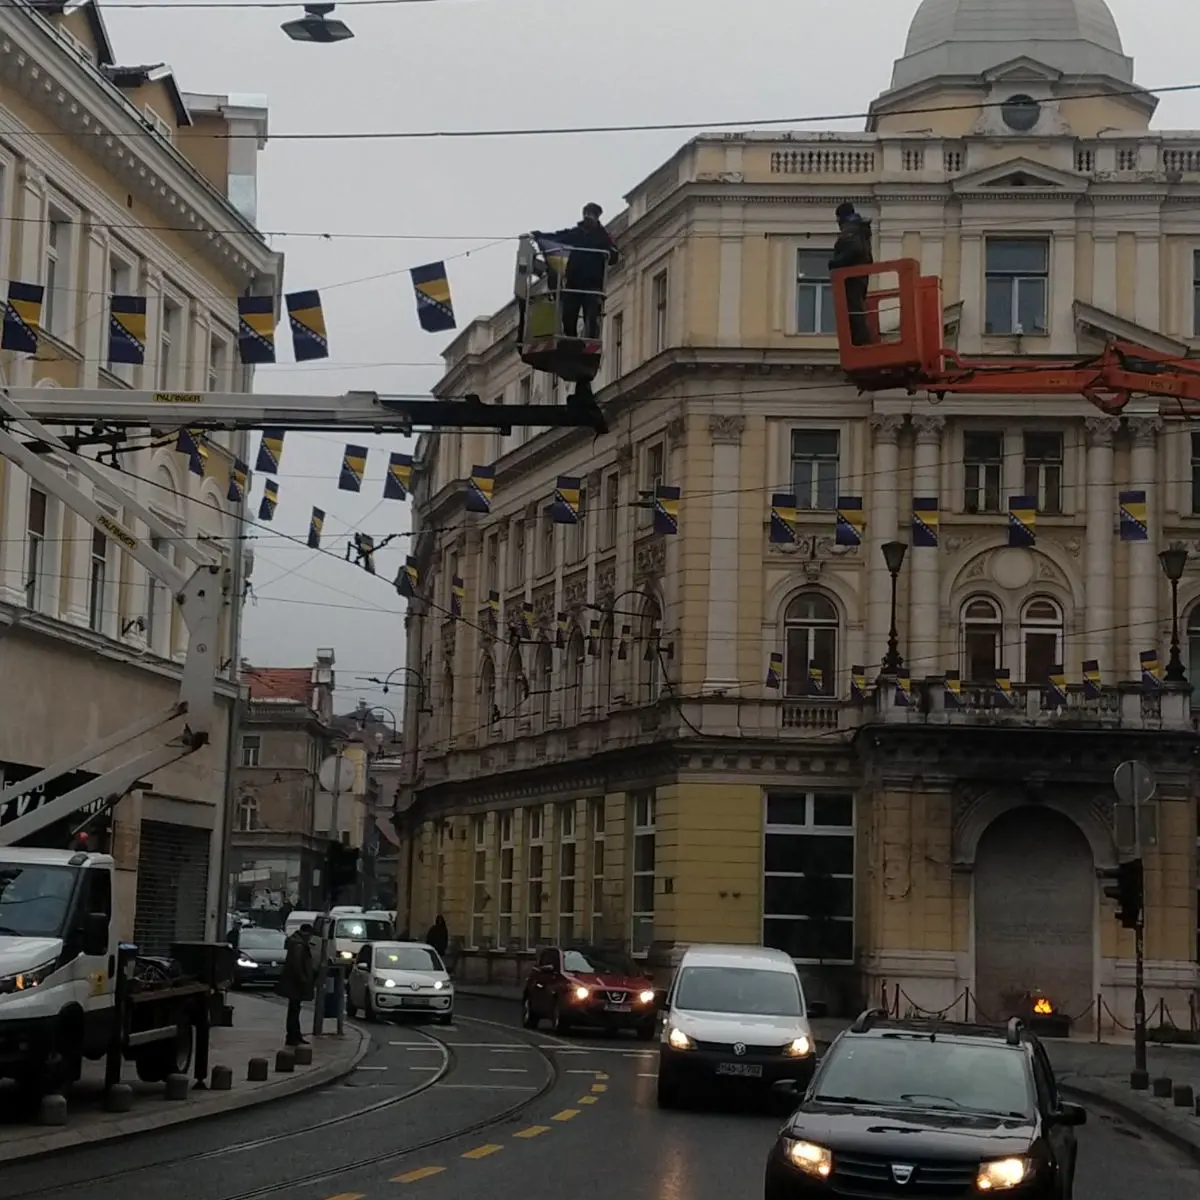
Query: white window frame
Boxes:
[
  {"xmin": 144, "ymin": 523, "xmax": 180, "ymax": 657},
  {"xmin": 650, "ymin": 270, "xmax": 668, "ymax": 353},
  {"xmin": 106, "ymin": 246, "xmax": 138, "ymax": 384},
  {"xmin": 208, "ymin": 331, "xmax": 231, "ymax": 391},
  {"xmin": 601, "ymin": 471, "xmax": 619, "ymax": 550},
  {"xmin": 88, "ymin": 519, "xmax": 110, "ymax": 635},
  {"xmin": 763, "ymin": 791, "xmax": 855, "ymax": 966},
  {"xmin": 25, "ymin": 485, "xmax": 48, "ymax": 612},
  {"xmin": 631, "ymin": 791, "xmax": 656, "ymax": 956},
  {"xmin": 498, "ymin": 811, "xmax": 515, "ymax": 947},
  {"xmin": 984, "ymin": 237, "xmax": 1050, "ymax": 336},
  {"xmin": 1019, "ymin": 596, "xmax": 1064, "ymax": 685},
  {"xmin": 609, "ymin": 310, "xmax": 624, "ymax": 380},
  {"xmin": 525, "ymin": 806, "xmax": 545, "ymax": 948},
  {"xmin": 241, "ymin": 734, "xmax": 261, "ymax": 767},
  {"xmin": 484, "ymin": 531, "xmax": 499, "ymax": 594},
  {"xmin": 1022, "ymin": 431, "xmax": 1064, "ymax": 515},
  {"xmin": 57, "ymin": 26, "xmax": 94, "ymax": 63},
  {"xmin": 44, "ymin": 194, "xmax": 78, "ymax": 341},
  {"xmin": 962, "ymin": 595, "xmax": 1004, "ymax": 682},
  {"xmin": 537, "ymin": 509, "xmax": 555, "ymax": 577},
  {"xmin": 796, "ymin": 247, "xmax": 836, "ymax": 334},
  {"xmin": 590, "ymin": 798, "xmax": 606, "ymax": 943},
  {"xmin": 557, "ymin": 803, "xmax": 576, "ymax": 944},
  {"xmin": 639, "ymin": 442, "xmax": 665, "ymax": 529},
  {"xmin": 470, "ymin": 815, "xmax": 488, "ymax": 948},
  {"xmin": 142, "ymin": 105, "xmax": 173, "ymax": 139},
  {"xmin": 158, "ymin": 289, "xmax": 185, "ymax": 390},
  {"xmin": 236, "ymin": 796, "xmax": 258, "ymax": 832},
  {"xmin": 790, "ymin": 429, "xmax": 840, "ymax": 511},
  {"xmin": 963, "ymin": 430, "xmax": 1005, "ymax": 514}
]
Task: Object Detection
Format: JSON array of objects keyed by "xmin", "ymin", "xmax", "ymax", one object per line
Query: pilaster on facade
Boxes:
[
  {"xmin": 703, "ymin": 412, "xmax": 745, "ymax": 695},
  {"xmin": 1083, "ymin": 415, "xmax": 1120, "ymax": 674},
  {"xmin": 909, "ymin": 413, "xmax": 945, "ymax": 679},
  {"xmin": 1125, "ymin": 416, "xmax": 1164, "ymax": 678},
  {"xmin": 867, "ymin": 414, "xmax": 904, "ymax": 672}
]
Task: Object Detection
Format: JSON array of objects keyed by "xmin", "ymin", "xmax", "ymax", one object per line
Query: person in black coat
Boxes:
[
  {"xmin": 425, "ymin": 914, "xmax": 449, "ymax": 956},
  {"xmin": 278, "ymin": 924, "xmax": 316, "ymax": 1046},
  {"xmin": 534, "ymin": 203, "xmax": 619, "ymax": 338},
  {"xmin": 829, "ymin": 202, "xmax": 874, "ymax": 346}
]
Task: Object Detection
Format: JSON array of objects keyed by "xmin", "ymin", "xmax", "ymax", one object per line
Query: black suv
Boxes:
[{"xmin": 764, "ymin": 1010, "xmax": 1085, "ymax": 1198}]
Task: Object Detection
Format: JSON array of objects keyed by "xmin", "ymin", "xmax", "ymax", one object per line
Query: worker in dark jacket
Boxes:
[
  {"xmin": 534, "ymin": 203, "xmax": 619, "ymax": 337},
  {"xmin": 425, "ymin": 913, "xmax": 449, "ymax": 956},
  {"xmin": 829, "ymin": 202, "xmax": 874, "ymax": 345},
  {"xmin": 278, "ymin": 923, "xmax": 316, "ymax": 1046}
]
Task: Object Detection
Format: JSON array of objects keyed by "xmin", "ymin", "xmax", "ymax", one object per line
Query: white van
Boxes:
[
  {"xmin": 656, "ymin": 944, "xmax": 815, "ymax": 1109},
  {"xmin": 283, "ymin": 909, "xmax": 395, "ymax": 965}
]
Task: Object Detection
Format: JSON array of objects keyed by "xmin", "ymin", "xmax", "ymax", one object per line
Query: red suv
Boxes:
[{"xmin": 522, "ymin": 945, "xmax": 658, "ymax": 1038}]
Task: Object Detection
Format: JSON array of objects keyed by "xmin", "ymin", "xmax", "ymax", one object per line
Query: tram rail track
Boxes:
[{"xmin": 3, "ymin": 1016, "xmax": 562, "ymax": 1200}]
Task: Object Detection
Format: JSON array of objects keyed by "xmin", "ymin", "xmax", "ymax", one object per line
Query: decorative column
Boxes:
[
  {"xmin": 1126, "ymin": 416, "xmax": 1163, "ymax": 678},
  {"xmin": 1092, "ymin": 234, "xmax": 1117, "ymax": 313},
  {"xmin": 1049, "ymin": 232, "xmax": 1077, "ymax": 355},
  {"xmin": 703, "ymin": 413, "xmax": 745, "ymax": 693},
  {"xmin": 957, "ymin": 235, "xmax": 982, "ymax": 350},
  {"xmin": 909, "ymin": 414, "xmax": 945, "ymax": 678},
  {"xmin": 1084, "ymin": 416, "xmax": 1120, "ymax": 676},
  {"xmin": 1134, "ymin": 235, "xmax": 1160, "ymax": 332},
  {"xmin": 867, "ymin": 414, "xmax": 904, "ymax": 670},
  {"xmin": 80, "ymin": 224, "xmax": 110, "ymax": 387},
  {"xmin": 13, "ymin": 165, "xmax": 47, "ymax": 388}
]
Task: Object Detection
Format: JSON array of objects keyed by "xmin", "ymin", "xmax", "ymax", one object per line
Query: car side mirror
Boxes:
[
  {"xmin": 1054, "ymin": 1102, "xmax": 1087, "ymax": 1127},
  {"xmin": 82, "ymin": 912, "xmax": 109, "ymax": 957},
  {"xmin": 355, "ymin": 961, "xmax": 370, "ymax": 972}
]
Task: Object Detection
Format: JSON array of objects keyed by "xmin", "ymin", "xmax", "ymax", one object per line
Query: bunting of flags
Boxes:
[
  {"xmin": 237, "ymin": 295, "xmax": 276, "ymax": 365},
  {"xmin": 1, "ymin": 282, "xmax": 43, "ymax": 354},
  {"xmin": 550, "ymin": 476, "xmax": 582, "ymax": 524},
  {"xmin": 1008, "ymin": 495, "xmax": 1036, "ymax": 547},
  {"xmin": 653, "ymin": 485, "xmax": 680, "ymax": 535},
  {"xmin": 770, "ymin": 493, "xmax": 799, "ymax": 545},
  {"xmin": 1046, "ymin": 665, "xmax": 1068, "ymax": 707},
  {"xmin": 1140, "ymin": 650, "xmax": 1161, "ymax": 691},
  {"xmin": 412, "ymin": 262, "xmax": 456, "ymax": 334},
  {"xmin": 256, "ymin": 429, "xmax": 285, "ymax": 475},
  {"xmin": 307, "ymin": 507, "xmax": 325, "ymax": 550},
  {"xmin": 912, "ymin": 497, "xmax": 939, "ymax": 548},
  {"xmin": 835, "ymin": 497, "xmax": 864, "ymax": 547},
  {"xmin": 258, "ymin": 480, "xmax": 278, "ymax": 521},
  {"xmin": 943, "ymin": 670, "xmax": 962, "ymax": 709},
  {"xmin": 286, "ymin": 290, "xmax": 329, "ymax": 362},
  {"xmin": 765, "ymin": 651, "xmax": 783, "ymax": 690},
  {"xmin": 339, "ymin": 444, "xmax": 368, "ymax": 494},
  {"xmin": 175, "ymin": 428, "xmax": 208, "ymax": 477},
  {"xmin": 994, "ymin": 668, "xmax": 1014, "ymax": 706},
  {"xmin": 227, "ymin": 458, "xmax": 248, "ymax": 504},
  {"xmin": 450, "ymin": 575, "xmax": 465, "ymax": 618},
  {"xmin": 1082, "ymin": 659, "xmax": 1102, "ymax": 700},
  {"xmin": 1119, "ymin": 490, "xmax": 1148, "ymax": 542},
  {"xmin": 386, "ymin": 453, "xmax": 414, "ymax": 501},
  {"xmin": 466, "ymin": 465, "xmax": 496, "ymax": 515},
  {"xmin": 108, "ymin": 295, "xmax": 147, "ymax": 365},
  {"xmin": 850, "ymin": 665, "xmax": 868, "ymax": 702},
  {"xmin": 396, "ymin": 556, "xmax": 419, "ymax": 599}
]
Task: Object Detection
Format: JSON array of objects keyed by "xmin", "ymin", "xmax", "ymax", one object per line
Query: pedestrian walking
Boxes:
[
  {"xmin": 425, "ymin": 913, "xmax": 449, "ymax": 956},
  {"xmin": 279, "ymin": 921, "xmax": 316, "ymax": 1046}
]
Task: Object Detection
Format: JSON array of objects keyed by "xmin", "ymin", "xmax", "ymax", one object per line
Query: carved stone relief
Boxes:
[
  {"xmin": 634, "ymin": 535, "xmax": 666, "ymax": 581},
  {"xmin": 666, "ymin": 414, "xmax": 687, "ymax": 447},
  {"xmin": 595, "ymin": 562, "xmax": 616, "ymax": 606},
  {"xmin": 533, "ymin": 588, "xmax": 555, "ymax": 630},
  {"xmin": 1126, "ymin": 415, "xmax": 1164, "ymax": 446},
  {"xmin": 708, "ymin": 413, "xmax": 746, "ymax": 445},
  {"xmin": 440, "ymin": 621, "xmax": 456, "ymax": 663},
  {"xmin": 911, "ymin": 412, "xmax": 946, "ymax": 441},
  {"xmin": 615, "ymin": 441, "xmax": 634, "ymax": 474},
  {"xmin": 1084, "ymin": 415, "xmax": 1120, "ymax": 449},
  {"xmin": 869, "ymin": 413, "xmax": 904, "ymax": 443},
  {"xmin": 563, "ymin": 572, "xmax": 589, "ymax": 614}
]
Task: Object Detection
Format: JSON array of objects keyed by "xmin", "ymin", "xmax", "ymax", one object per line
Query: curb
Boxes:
[
  {"xmin": 456, "ymin": 986, "xmax": 522, "ymax": 1003},
  {"xmin": 0, "ymin": 1025, "xmax": 371, "ymax": 1166},
  {"xmin": 1061, "ymin": 1079, "xmax": 1200, "ymax": 1168}
]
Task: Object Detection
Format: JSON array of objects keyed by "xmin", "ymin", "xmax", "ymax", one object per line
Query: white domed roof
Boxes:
[{"xmin": 891, "ymin": 0, "xmax": 1132, "ymax": 91}]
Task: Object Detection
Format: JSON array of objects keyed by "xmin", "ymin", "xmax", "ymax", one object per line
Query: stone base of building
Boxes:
[{"xmin": 1101, "ymin": 958, "xmax": 1199, "ymax": 1036}]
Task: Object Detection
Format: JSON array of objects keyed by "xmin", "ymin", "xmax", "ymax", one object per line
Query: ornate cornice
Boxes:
[
  {"xmin": 870, "ymin": 413, "xmax": 905, "ymax": 444},
  {"xmin": 1126, "ymin": 415, "xmax": 1164, "ymax": 447},
  {"xmin": 1084, "ymin": 415, "xmax": 1120, "ymax": 449},
  {"xmin": 708, "ymin": 413, "xmax": 745, "ymax": 445},
  {"xmin": 911, "ymin": 412, "xmax": 946, "ymax": 442}
]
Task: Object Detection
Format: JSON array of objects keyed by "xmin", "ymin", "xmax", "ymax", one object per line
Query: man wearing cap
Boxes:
[
  {"xmin": 533, "ymin": 203, "xmax": 619, "ymax": 338},
  {"xmin": 830, "ymin": 202, "xmax": 874, "ymax": 345}
]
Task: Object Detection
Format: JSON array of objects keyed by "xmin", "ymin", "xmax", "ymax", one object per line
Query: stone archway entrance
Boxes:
[{"xmin": 973, "ymin": 805, "xmax": 1094, "ymax": 1029}]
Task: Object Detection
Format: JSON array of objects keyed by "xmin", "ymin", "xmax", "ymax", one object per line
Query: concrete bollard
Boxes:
[
  {"xmin": 1172, "ymin": 1083, "xmax": 1194, "ymax": 1108},
  {"xmin": 210, "ymin": 1065, "xmax": 233, "ymax": 1091},
  {"xmin": 274, "ymin": 1048, "xmax": 295, "ymax": 1074},
  {"xmin": 1151, "ymin": 1076, "xmax": 1173, "ymax": 1099},
  {"xmin": 104, "ymin": 1084, "xmax": 134, "ymax": 1113},
  {"xmin": 247, "ymin": 1057, "xmax": 269, "ymax": 1082},
  {"xmin": 164, "ymin": 1073, "xmax": 190, "ymax": 1101},
  {"xmin": 38, "ymin": 1094, "xmax": 68, "ymax": 1126},
  {"xmin": 293, "ymin": 1044, "xmax": 313, "ymax": 1067}
]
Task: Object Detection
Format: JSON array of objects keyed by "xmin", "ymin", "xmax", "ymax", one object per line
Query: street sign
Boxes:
[
  {"xmin": 318, "ymin": 753, "xmax": 352, "ymax": 796},
  {"xmin": 1113, "ymin": 760, "xmax": 1156, "ymax": 806}
]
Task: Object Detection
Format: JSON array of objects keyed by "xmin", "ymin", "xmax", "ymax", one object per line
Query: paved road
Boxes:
[{"xmin": 7, "ymin": 996, "xmax": 1198, "ymax": 1200}]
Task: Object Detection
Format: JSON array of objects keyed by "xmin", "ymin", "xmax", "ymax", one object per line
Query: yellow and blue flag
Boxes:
[
  {"xmin": 836, "ymin": 496, "xmax": 864, "ymax": 547},
  {"xmin": 912, "ymin": 497, "xmax": 939, "ymax": 548},
  {"xmin": 258, "ymin": 479, "xmax": 278, "ymax": 521},
  {"xmin": 551, "ymin": 476, "xmax": 581, "ymax": 524},
  {"xmin": 807, "ymin": 661, "xmax": 825, "ymax": 696},
  {"xmin": 1140, "ymin": 649, "xmax": 1161, "ymax": 691},
  {"xmin": 286, "ymin": 289, "xmax": 328, "ymax": 362},
  {"xmin": 894, "ymin": 675, "xmax": 912, "ymax": 707},
  {"xmin": 994, "ymin": 668, "xmax": 1014, "ymax": 705},
  {"xmin": 466, "ymin": 465, "xmax": 495, "ymax": 514},
  {"xmin": 256, "ymin": 428, "xmax": 285, "ymax": 474},
  {"xmin": 556, "ymin": 611, "xmax": 568, "ymax": 649},
  {"xmin": 412, "ymin": 262, "xmax": 456, "ymax": 333},
  {"xmin": 587, "ymin": 618, "xmax": 600, "ymax": 657},
  {"xmin": 107, "ymin": 295, "xmax": 146, "ymax": 365},
  {"xmin": 227, "ymin": 458, "xmax": 248, "ymax": 504},
  {"xmin": 2, "ymin": 281, "xmax": 43, "ymax": 354},
  {"xmin": 1082, "ymin": 659, "xmax": 1102, "ymax": 700},
  {"xmin": 765, "ymin": 652, "xmax": 783, "ymax": 690},
  {"xmin": 486, "ymin": 589, "xmax": 500, "ymax": 628},
  {"xmin": 1008, "ymin": 495, "xmax": 1036, "ymax": 547},
  {"xmin": 396, "ymin": 556, "xmax": 419, "ymax": 599},
  {"xmin": 1046, "ymin": 665, "xmax": 1068, "ymax": 707},
  {"xmin": 175, "ymin": 428, "xmax": 207, "ymax": 477},
  {"xmin": 770, "ymin": 493, "xmax": 798, "ymax": 545},
  {"xmin": 385, "ymin": 452, "xmax": 413, "ymax": 501},
  {"xmin": 654, "ymin": 485, "xmax": 680, "ymax": 535},
  {"xmin": 943, "ymin": 670, "xmax": 962, "ymax": 708},
  {"xmin": 339, "ymin": 444, "xmax": 368, "ymax": 494},
  {"xmin": 450, "ymin": 575, "xmax": 465, "ymax": 619},
  {"xmin": 851, "ymin": 665, "xmax": 868, "ymax": 702},
  {"xmin": 307, "ymin": 507, "xmax": 325, "ymax": 550},
  {"xmin": 1119, "ymin": 490, "xmax": 1148, "ymax": 542},
  {"xmin": 237, "ymin": 295, "xmax": 276, "ymax": 365}
]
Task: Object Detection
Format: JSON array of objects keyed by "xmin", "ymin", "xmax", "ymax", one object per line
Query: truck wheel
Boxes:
[{"xmin": 135, "ymin": 1017, "xmax": 193, "ymax": 1083}]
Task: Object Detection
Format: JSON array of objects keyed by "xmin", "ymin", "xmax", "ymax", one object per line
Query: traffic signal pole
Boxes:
[
  {"xmin": 1133, "ymin": 907, "xmax": 1148, "ymax": 1090},
  {"xmin": 312, "ymin": 749, "xmax": 344, "ymax": 1038}
]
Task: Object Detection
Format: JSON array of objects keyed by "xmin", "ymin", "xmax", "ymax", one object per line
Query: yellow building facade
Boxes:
[{"xmin": 398, "ymin": 0, "xmax": 1199, "ymax": 1026}]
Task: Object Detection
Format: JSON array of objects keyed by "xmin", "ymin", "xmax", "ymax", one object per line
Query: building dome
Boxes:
[{"xmin": 890, "ymin": 0, "xmax": 1133, "ymax": 92}]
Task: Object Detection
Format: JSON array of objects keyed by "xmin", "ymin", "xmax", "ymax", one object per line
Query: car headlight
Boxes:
[
  {"xmin": 433, "ymin": 980, "xmax": 447, "ymax": 990},
  {"xmin": 638, "ymin": 989, "xmax": 656, "ymax": 1004},
  {"xmin": 784, "ymin": 1035, "xmax": 812, "ymax": 1057},
  {"xmin": 339, "ymin": 950, "xmax": 353, "ymax": 960},
  {"xmin": 783, "ymin": 1138, "xmax": 832, "ymax": 1178},
  {"xmin": 573, "ymin": 985, "xmax": 590, "ymax": 1001},
  {"xmin": 666, "ymin": 1026, "xmax": 694, "ymax": 1050},
  {"xmin": 976, "ymin": 1157, "xmax": 1030, "ymax": 1191},
  {"xmin": 236, "ymin": 957, "xmax": 259, "ymax": 969},
  {"xmin": 0, "ymin": 958, "xmax": 57, "ymax": 995},
  {"xmin": 373, "ymin": 976, "xmax": 397, "ymax": 988}
]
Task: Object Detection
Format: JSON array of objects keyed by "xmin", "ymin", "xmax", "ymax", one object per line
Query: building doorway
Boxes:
[{"xmin": 973, "ymin": 805, "xmax": 1094, "ymax": 1031}]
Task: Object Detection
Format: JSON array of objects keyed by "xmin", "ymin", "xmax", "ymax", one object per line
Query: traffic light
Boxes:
[
  {"xmin": 1101, "ymin": 858, "xmax": 1143, "ymax": 929},
  {"xmin": 325, "ymin": 841, "xmax": 360, "ymax": 895}
]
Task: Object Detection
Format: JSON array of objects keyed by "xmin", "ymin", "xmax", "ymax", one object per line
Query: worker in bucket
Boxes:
[{"xmin": 830, "ymin": 201, "xmax": 873, "ymax": 345}]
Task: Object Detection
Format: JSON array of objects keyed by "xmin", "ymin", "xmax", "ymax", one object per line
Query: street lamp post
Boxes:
[
  {"xmin": 881, "ymin": 540, "xmax": 908, "ymax": 675},
  {"xmin": 1158, "ymin": 543, "xmax": 1189, "ymax": 683}
]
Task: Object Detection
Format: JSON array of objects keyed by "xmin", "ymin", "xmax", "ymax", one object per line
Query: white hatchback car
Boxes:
[{"xmin": 346, "ymin": 941, "xmax": 454, "ymax": 1024}]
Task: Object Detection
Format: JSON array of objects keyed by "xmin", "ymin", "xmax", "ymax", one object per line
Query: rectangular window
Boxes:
[
  {"xmin": 538, "ymin": 511, "xmax": 555, "ymax": 576},
  {"xmin": 88, "ymin": 527, "xmax": 107, "ymax": 633},
  {"xmin": 44, "ymin": 211, "xmax": 76, "ymax": 338},
  {"xmin": 651, "ymin": 270, "xmax": 668, "ymax": 353},
  {"xmin": 790, "ymin": 430, "xmax": 839, "ymax": 510},
  {"xmin": 590, "ymin": 798, "xmax": 606, "ymax": 943},
  {"xmin": 510, "ymin": 519, "xmax": 526, "ymax": 590},
  {"xmin": 107, "ymin": 252, "xmax": 136, "ymax": 381},
  {"xmin": 485, "ymin": 531, "xmax": 499, "ymax": 593},
  {"xmin": 471, "ymin": 816, "xmax": 488, "ymax": 948},
  {"xmin": 435, "ymin": 824, "xmax": 447, "ymax": 916},
  {"xmin": 964, "ymin": 432, "xmax": 1004, "ymax": 513},
  {"xmin": 631, "ymin": 791, "xmax": 656, "ymax": 955},
  {"xmin": 159, "ymin": 298, "xmax": 181, "ymax": 389},
  {"xmin": 796, "ymin": 248, "xmax": 836, "ymax": 334},
  {"xmin": 985, "ymin": 239, "xmax": 1049, "ymax": 335},
  {"xmin": 568, "ymin": 485, "xmax": 587, "ymax": 564},
  {"xmin": 763, "ymin": 791, "xmax": 855, "ymax": 964},
  {"xmin": 610, "ymin": 311, "xmax": 624, "ymax": 379},
  {"xmin": 25, "ymin": 487, "xmax": 46, "ymax": 611},
  {"xmin": 1023, "ymin": 432, "xmax": 1063, "ymax": 515},
  {"xmin": 240, "ymin": 735, "xmax": 261, "ymax": 767},
  {"xmin": 641, "ymin": 443, "xmax": 664, "ymax": 528},
  {"xmin": 498, "ymin": 811, "xmax": 514, "ymax": 946},
  {"xmin": 1024, "ymin": 630, "xmax": 1058, "ymax": 685},
  {"xmin": 208, "ymin": 335, "xmax": 229, "ymax": 391},
  {"xmin": 557, "ymin": 803, "xmax": 576, "ymax": 944},
  {"xmin": 526, "ymin": 805, "xmax": 545, "ymax": 947},
  {"xmin": 601, "ymin": 472, "xmax": 619, "ymax": 549}
]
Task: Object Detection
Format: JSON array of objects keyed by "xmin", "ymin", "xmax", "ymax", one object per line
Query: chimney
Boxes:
[{"xmin": 312, "ymin": 647, "xmax": 336, "ymax": 721}]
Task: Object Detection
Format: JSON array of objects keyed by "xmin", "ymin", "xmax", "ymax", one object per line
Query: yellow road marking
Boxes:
[
  {"xmin": 578, "ymin": 1095, "xmax": 598, "ymax": 1104},
  {"xmin": 596, "ymin": 1072, "xmax": 609, "ymax": 1080},
  {"xmin": 513, "ymin": 1125, "xmax": 550, "ymax": 1139},
  {"xmin": 552, "ymin": 1108, "xmax": 580, "ymax": 1121},
  {"xmin": 591, "ymin": 1083, "xmax": 607, "ymax": 1092},
  {"xmin": 462, "ymin": 1144, "xmax": 503, "ymax": 1160},
  {"xmin": 392, "ymin": 1167, "xmax": 446, "ymax": 1184}
]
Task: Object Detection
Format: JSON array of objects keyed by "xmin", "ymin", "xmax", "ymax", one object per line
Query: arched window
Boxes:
[
  {"xmin": 637, "ymin": 595, "xmax": 662, "ymax": 703},
  {"xmin": 535, "ymin": 640, "xmax": 554, "ymax": 728},
  {"xmin": 236, "ymin": 796, "xmax": 258, "ymax": 832},
  {"xmin": 478, "ymin": 656, "xmax": 496, "ymax": 739},
  {"xmin": 565, "ymin": 629, "xmax": 585, "ymax": 725},
  {"xmin": 784, "ymin": 592, "xmax": 838, "ymax": 697},
  {"xmin": 598, "ymin": 618, "xmax": 613, "ymax": 710},
  {"xmin": 1020, "ymin": 597, "xmax": 1062, "ymax": 684},
  {"xmin": 962, "ymin": 596, "xmax": 1002, "ymax": 682},
  {"xmin": 504, "ymin": 645, "xmax": 526, "ymax": 738}
]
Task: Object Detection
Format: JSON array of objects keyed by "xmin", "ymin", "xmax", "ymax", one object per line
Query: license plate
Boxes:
[
  {"xmin": 399, "ymin": 996, "xmax": 430, "ymax": 1006},
  {"xmin": 716, "ymin": 1062, "xmax": 763, "ymax": 1078},
  {"xmin": 605, "ymin": 1004, "xmax": 632, "ymax": 1013}
]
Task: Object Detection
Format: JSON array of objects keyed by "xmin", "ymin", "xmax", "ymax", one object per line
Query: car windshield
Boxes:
[
  {"xmin": 674, "ymin": 966, "xmax": 804, "ymax": 1016},
  {"xmin": 562, "ymin": 948, "xmax": 639, "ymax": 975},
  {"xmin": 813, "ymin": 1038, "xmax": 1035, "ymax": 1118},
  {"xmin": 375, "ymin": 946, "xmax": 443, "ymax": 972},
  {"xmin": 0, "ymin": 862, "xmax": 77, "ymax": 938},
  {"xmin": 336, "ymin": 918, "xmax": 392, "ymax": 940},
  {"xmin": 238, "ymin": 929, "xmax": 285, "ymax": 951}
]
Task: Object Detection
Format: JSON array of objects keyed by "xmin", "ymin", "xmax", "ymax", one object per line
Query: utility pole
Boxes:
[{"xmin": 313, "ymin": 748, "xmax": 347, "ymax": 1037}]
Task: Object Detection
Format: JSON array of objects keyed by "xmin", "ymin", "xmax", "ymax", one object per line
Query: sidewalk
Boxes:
[{"xmin": 0, "ymin": 991, "xmax": 368, "ymax": 1164}]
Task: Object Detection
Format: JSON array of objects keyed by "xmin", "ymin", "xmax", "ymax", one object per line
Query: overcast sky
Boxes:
[{"xmin": 103, "ymin": 0, "xmax": 1200, "ymax": 714}]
